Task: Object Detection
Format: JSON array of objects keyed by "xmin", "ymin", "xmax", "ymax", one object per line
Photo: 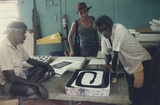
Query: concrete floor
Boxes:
[
  {"xmin": 0, "ymin": 74, "xmax": 151, "ymax": 105},
  {"xmin": 0, "ymin": 72, "xmax": 152, "ymax": 105},
  {"xmin": 24, "ymin": 62, "xmax": 151, "ymax": 105},
  {"xmin": 42, "ymin": 71, "xmax": 130, "ymax": 105},
  {"xmin": 0, "ymin": 67, "xmax": 130, "ymax": 105},
  {"xmin": 0, "ymin": 58, "xmax": 153, "ymax": 105}
]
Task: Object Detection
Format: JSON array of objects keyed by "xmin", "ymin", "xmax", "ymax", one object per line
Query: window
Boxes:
[{"xmin": 0, "ymin": 0, "xmax": 19, "ymax": 34}]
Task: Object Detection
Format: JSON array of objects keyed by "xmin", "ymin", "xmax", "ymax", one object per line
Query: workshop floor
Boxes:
[
  {"xmin": 21, "ymin": 98, "xmax": 151, "ymax": 105},
  {"xmin": 0, "ymin": 75, "xmax": 152, "ymax": 105},
  {"xmin": 22, "ymin": 98, "xmax": 117, "ymax": 105},
  {"xmin": 0, "ymin": 73, "xmax": 152, "ymax": 105},
  {"xmin": 0, "ymin": 62, "xmax": 153, "ymax": 105}
]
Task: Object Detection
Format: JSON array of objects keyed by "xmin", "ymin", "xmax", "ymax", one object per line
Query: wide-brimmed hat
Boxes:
[{"xmin": 76, "ymin": 2, "xmax": 92, "ymax": 13}]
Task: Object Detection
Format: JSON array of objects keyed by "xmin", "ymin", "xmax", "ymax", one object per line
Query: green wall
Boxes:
[{"xmin": 18, "ymin": 0, "xmax": 160, "ymax": 55}]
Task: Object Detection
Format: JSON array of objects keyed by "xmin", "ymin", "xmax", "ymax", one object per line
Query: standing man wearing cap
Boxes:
[
  {"xmin": 95, "ymin": 15, "xmax": 152, "ymax": 105},
  {"xmin": 68, "ymin": 2, "xmax": 99, "ymax": 57},
  {"xmin": 0, "ymin": 21, "xmax": 55, "ymax": 99}
]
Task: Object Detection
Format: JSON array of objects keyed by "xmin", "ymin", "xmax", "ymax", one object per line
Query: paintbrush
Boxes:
[{"xmin": 105, "ymin": 64, "xmax": 114, "ymax": 73}]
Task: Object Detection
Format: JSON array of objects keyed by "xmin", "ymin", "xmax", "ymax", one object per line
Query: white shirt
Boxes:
[
  {"xmin": 0, "ymin": 37, "xmax": 29, "ymax": 84},
  {"xmin": 101, "ymin": 23, "xmax": 151, "ymax": 74}
]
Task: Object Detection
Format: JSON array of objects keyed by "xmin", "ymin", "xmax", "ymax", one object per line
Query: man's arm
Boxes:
[
  {"xmin": 3, "ymin": 70, "xmax": 48, "ymax": 99},
  {"xmin": 26, "ymin": 58, "xmax": 55, "ymax": 76},
  {"xmin": 26, "ymin": 58, "xmax": 48, "ymax": 66},
  {"xmin": 105, "ymin": 54, "xmax": 112, "ymax": 65},
  {"xmin": 111, "ymin": 51, "xmax": 118, "ymax": 73},
  {"xmin": 95, "ymin": 31, "xmax": 100, "ymax": 47},
  {"xmin": 68, "ymin": 21, "xmax": 76, "ymax": 56}
]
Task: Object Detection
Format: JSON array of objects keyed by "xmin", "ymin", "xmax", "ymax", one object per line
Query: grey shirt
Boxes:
[{"xmin": 77, "ymin": 17, "xmax": 97, "ymax": 47}]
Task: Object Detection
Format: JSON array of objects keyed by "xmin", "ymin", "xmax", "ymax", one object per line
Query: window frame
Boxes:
[{"xmin": 0, "ymin": 0, "xmax": 19, "ymax": 34}]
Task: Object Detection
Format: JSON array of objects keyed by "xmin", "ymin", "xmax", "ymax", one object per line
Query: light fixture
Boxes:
[{"xmin": 46, "ymin": 0, "xmax": 53, "ymax": 5}]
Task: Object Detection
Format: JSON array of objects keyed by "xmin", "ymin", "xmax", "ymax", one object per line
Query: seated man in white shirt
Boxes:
[{"xmin": 0, "ymin": 21, "xmax": 55, "ymax": 99}]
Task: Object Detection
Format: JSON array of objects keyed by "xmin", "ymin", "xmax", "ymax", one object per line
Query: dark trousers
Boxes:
[{"xmin": 124, "ymin": 60, "xmax": 152, "ymax": 105}]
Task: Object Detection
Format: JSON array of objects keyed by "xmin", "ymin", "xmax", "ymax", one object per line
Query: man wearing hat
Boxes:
[
  {"xmin": 68, "ymin": 2, "xmax": 99, "ymax": 57},
  {"xmin": 0, "ymin": 21, "xmax": 55, "ymax": 99}
]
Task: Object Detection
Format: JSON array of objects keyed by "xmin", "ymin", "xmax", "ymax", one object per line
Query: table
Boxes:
[{"xmin": 43, "ymin": 58, "xmax": 130, "ymax": 105}]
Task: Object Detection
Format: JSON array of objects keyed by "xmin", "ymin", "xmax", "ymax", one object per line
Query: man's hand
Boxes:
[
  {"xmin": 105, "ymin": 54, "xmax": 112, "ymax": 64},
  {"xmin": 47, "ymin": 64, "xmax": 55, "ymax": 77},
  {"xmin": 69, "ymin": 50, "xmax": 74, "ymax": 56},
  {"xmin": 105, "ymin": 63, "xmax": 114, "ymax": 73},
  {"xmin": 37, "ymin": 83, "xmax": 49, "ymax": 99}
]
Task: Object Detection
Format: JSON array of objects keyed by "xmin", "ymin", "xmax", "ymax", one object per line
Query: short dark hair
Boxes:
[
  {"xmin": 95, "ymin": 15, "xmax": 113, "ymax": 29},
  {"xmin": 7, "ymin": 21, "xmax": 27, "ymax": 29}
]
